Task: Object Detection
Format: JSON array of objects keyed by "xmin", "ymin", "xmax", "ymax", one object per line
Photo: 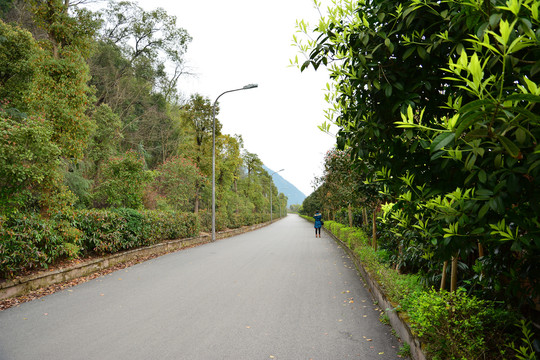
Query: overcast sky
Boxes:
[{"xmin": 131, "ymin": 0, "xmax": 337, "ymax": 196}]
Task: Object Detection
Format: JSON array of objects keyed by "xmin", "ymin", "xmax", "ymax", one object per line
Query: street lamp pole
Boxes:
[
  {"xmin": 212, "ymin": 84, "xmax": 258, "ymax": 242},
  {"xmin": 269, "ymin": 169, "xmax": 284, "ymax": 221}
]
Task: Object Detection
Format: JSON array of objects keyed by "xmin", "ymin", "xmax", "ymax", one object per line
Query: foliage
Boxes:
[
  {"xmin": 0, "ymin": 0, "xmax": 284, "ymax": 281},
  {"xmin": 96, "ymin": 0, "xmax": 191, "ymax": 103},
  {"xmin": 296, "ymin": 0, "xmax": 540, "ymax": 310},
  {"xmin": 93, "ymin": 151, "xmax": 154, "ymax": 209},
  {"xmin": 403, "ymin": 288, "xmax": 516, "ymax": 360},
  {"xmin": 0, "ymin": 113, "xmax": 61, "ymax": 214},
  {"xmin": 0, "ymin": 214, "xmax": 76, "ymax": 277},
  {"xmin": 153, "ymin": 156, "xmax": 206, "ymax": 212},
  {"xmin": 0, "ymin": 19, "xmax": 38, "ymax": 111},
  {"xmin": 322, "ymin": 217, "xmax": 525, "ymax": 360},
  {"xmin": 508, "ymin": 320, "xmax": 539, "ymax": 360}
]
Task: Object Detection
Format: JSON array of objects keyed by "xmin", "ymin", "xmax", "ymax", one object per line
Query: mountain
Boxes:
[{"xmin": 263, "ymin": 165, "xmax": 307, "ymax": 206}]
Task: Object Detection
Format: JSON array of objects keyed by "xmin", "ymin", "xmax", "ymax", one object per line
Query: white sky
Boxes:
[{"xmin": 134, "ymin": 0, "xmax": 337, "ymax": 196}]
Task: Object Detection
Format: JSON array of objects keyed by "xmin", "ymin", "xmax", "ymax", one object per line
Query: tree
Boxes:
[
  {"xmin": 180, "ymin": 93, "xmax": 221, "ymax": 212},
  {"xmin": 153, "ymin": 156, "xmax": 206, "ymax": 212},
  {"xmin": 95, "ymin": 0, "xmax": 191, "ymax": 105},
  {"xmin": 296, "ymin": 0, "xmax": 540, "ymax": 305},
  {"xmin": 93, "ymin": 150, "xmax": 154, "ymax": 209}
]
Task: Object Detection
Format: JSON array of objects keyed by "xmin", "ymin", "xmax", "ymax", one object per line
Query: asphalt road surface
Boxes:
[{"xmin": 0, "ymin": 214, "xmax": 404, "ymax": 360}]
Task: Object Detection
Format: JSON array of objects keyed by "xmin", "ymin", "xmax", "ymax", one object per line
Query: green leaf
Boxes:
[
  {"xmin": 417, "ymin": 46, "xmax": 427, "ymax": 59},
  {"xmin": 478, "ymin": 203, "xmax": 490, "ymax": 219},
  {"xmin": 478, "ymin": 170, "xmax": 487, "ymax": 183},
  {"xmin": 385, "ymin": 84, "xmax": 392, "ymax": 97},
  {"xmin": 430, "ymin": 132, "xmax": 455, "ymax": 153},
  {"xmin": 476, "ymin": 189, "xmax": 493, "ymax": 197},
  {"xmin": 515, "ymin": 128, "xmax": 526, "ymax": 144},
  {"xmin": 403, "ymin": 47, "xmax": 415, "ymax": 60},
  {"xmin": 471, "ymin": 227, "xmax": 485, "ymax": 235},
  {"xmin": 497, "ymin": 135, "xmax": 520, "ymax": 158},
  {"xmin": 455, "ymin": 111, "xmax": 487, "ymax": 138},
  {"xmin": 458, "ymin": 99, "xmax": 493, "ymax": 114},
  {"xmin": 506, "ymin": 93, "xmax": 540, "ymax": 103}
]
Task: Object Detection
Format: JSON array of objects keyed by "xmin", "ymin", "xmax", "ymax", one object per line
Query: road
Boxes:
[{"xmin": 0, "ymin": 214, "xmax": 403, "ymax": 359}]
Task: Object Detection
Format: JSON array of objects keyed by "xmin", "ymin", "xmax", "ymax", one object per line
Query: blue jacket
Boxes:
[{"xmin": 313, "ymin": 213, "xmax": 323, "ymax": 228}]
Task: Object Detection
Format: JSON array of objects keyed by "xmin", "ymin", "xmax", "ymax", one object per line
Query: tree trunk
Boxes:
[
  {"xmin": 450, "ymin": 254, "xmax": 459, "ymax": 292},
  {"xmin": 363, "ymin": 207, "xmax": 368, "ymax": 226},
  {"xmin": 372, "ymin": 210, "xmax": 377, "ymax": 251},
  {"xmin": 478, "ymin": 241, "xmax": 484, "ymax": 258},
  {"xmin": 194, "ymin": 186, "xmax": 199, "ymax": 214},
  {"xmin": 348, "ymin": 204, "xmax": 353, "ymax": 227},
  {"xmin": 395, "ymin": 245, "xmax": 403, "ymax": 272},
  {"xmin": 440, "ymin": 260, "xmax": 449, "ymax": 291}
]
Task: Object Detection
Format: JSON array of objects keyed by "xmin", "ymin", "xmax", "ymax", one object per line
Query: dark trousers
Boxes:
[{"xmin": 315, "ymin": 227, "xmax": 321, "ymax": 235}]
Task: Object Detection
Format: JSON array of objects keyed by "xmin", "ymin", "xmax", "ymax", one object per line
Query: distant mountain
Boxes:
[{"xmin": 263, "ymin": 165, "xmax": 307, "ymax": 206}]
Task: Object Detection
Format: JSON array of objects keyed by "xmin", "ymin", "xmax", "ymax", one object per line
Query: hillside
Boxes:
[{"xmin": 263, "ymin": 166, "xmax": 307, "ymax": 206}]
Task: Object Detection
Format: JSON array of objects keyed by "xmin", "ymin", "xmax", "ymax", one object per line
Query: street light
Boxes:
[
  {"xmin": 212, "ymin": 84, "xmax": 258, "ymax": 242},
  {"xmin": 270, "ymin": 169, "xmax": 284, "ymax": 221}
]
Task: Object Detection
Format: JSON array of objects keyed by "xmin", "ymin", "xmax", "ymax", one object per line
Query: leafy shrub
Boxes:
[
  {"xmin": 93, "ymin": 151, "xmax": 154, "ymax": 209},
  {"xmin": 349, "ymin": 228, "xmax": 369, "ymax": 247},
  {"xmin": 72, "ymin": 210, "xmax": 124, "ymax": 254},
  {"xmin": 153, "ymin": 156, "xmax": 205, "ymax": 212},
  {"xmin": 0, "ymin": 214, "xmax": 68, "ymax": 277},
  {"xmin": 339, "ymin": 227, "xmax": 354, "ymax": 246},
  {"xmin": 403, "ymin": 288, "xmax": 515, "ymax": 360},
  {"xmin": 142, "ymin": 210, "xmax": 198, "ymax": 241},
  {"xmin": 73, "ymin": 209, "xmax": 199, "ymax": 254}
]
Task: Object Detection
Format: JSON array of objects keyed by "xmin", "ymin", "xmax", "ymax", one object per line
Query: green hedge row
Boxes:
[
  {"xmin": 318, "ymin": 218, "xmax": 526, "ymax": 360},
  {"xmin": 1, "ymin": 209, "xmax": 277, "ymax": 279},
  {"xmin": 0, "ymin": 209, "xmax": 199, "ymax": 278},
  {"xmin": 198, "ymin": 210, "xmax": 272, "ymax": 233}
]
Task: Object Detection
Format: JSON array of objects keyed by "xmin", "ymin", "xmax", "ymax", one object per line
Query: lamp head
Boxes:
[{"xmin": 243, "ymin": 84, "xmax": 258, "ymax": 89}]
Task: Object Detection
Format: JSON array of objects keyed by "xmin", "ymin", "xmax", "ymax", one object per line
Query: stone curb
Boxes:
[
  {"xmin": 0, "ymin": 218, "xmax": 280, "ymax": 301},
  {"xmin": 323, "ymin": 227, "xmax": 427, "ymax": 360}
]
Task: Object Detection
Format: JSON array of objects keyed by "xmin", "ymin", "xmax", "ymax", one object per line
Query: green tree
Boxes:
[
  {"xmin": 153, "ymin": 156, "xmax": 206, "ymax": 212},
  {"xmin": 296, "ymin": 0, "xmax": 540, "ymax": 304},
  {"xmin": 93, "ymin": 150, "xmax": 154, "ymax": 209},
  {"xmin": 180, "ymin": 93, "xmax": 221, "ymax": 212}
]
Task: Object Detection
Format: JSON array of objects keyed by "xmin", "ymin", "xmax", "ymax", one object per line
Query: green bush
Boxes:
[
  {"xmin": 0, "ymin": 214, "xmax": 68, "ymax": 277},
  {"xmin": 0, "ymin": 207, "xmax": 270, "ymax": 279},
  {"xmin": 339, "ymin": 227, "xmax": 354, "ymax": 246},
  {"xmin": 142, "ymin": 210, "xmax": 197, "ymax": 241},
  {"xmin": 73, "ymin": 209, "xmax": 199, "ymax": 254},
  {"xmin": 403, "ymin": 288, "xmax": 515, "ymax": 360}
]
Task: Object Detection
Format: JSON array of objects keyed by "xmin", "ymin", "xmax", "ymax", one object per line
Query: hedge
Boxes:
[{"xmin": 0, "ymin": 209, "xmax": 278, "ymax": 279}]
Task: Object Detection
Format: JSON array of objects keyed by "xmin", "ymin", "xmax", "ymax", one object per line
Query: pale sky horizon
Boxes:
[{"xmin": 95, "ymin": 0, "xmax": 337, "ymax": 197}]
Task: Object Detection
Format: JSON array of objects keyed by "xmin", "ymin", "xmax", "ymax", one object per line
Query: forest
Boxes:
[
  {"xmin": 296, "ymin": 0, "xmax": 539, "ymax": 358},
  {"xmin": 0, "ymin": 0, "xmax": 286, "ymax": 277}
]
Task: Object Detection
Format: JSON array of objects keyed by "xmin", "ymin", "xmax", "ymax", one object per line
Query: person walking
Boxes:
[{"xmin": 313, "ymin": 211, "xmax": 323, "ymax": 238}]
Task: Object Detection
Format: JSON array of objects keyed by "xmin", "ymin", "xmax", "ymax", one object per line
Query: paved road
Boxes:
[{"xmin": 0, "ymin": 215, "xmax": 403, "ymax": 359}]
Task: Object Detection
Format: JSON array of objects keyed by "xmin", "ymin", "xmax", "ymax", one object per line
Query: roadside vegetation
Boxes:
[
  {"xmin": 0, "ymin": 0, "xmax": 286, "ymax": 279},
  {"xmin": 295, "ymin": 0, "xmax": 539, "ymax": 358}
]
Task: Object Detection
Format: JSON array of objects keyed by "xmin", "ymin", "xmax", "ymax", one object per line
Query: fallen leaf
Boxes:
[{"xmin": 379, "ymin": 352, "xmax": 384, "ymax": 355}]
